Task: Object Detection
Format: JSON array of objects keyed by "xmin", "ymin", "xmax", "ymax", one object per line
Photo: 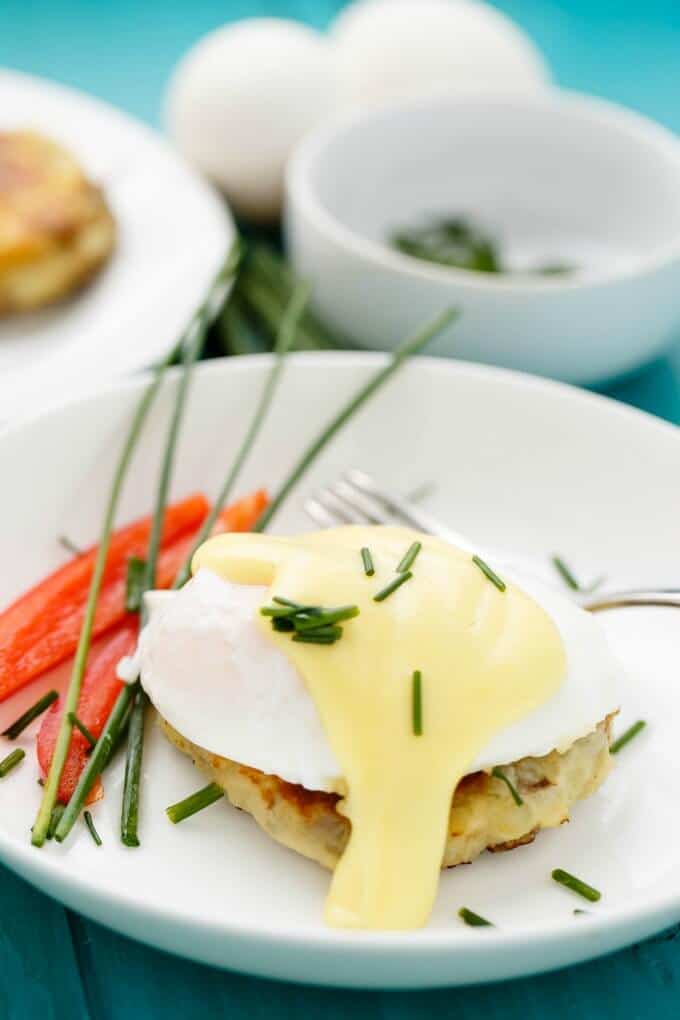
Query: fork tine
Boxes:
[
  {"xmin": 329, "ymin": 480, "xmax": 389, "ymax": 526},
  {"xmin": 303, "ymin": 496, "xmax": 345, "ymax": 529},
  {"xmin": 316, "ymin": 489, "xmax": 368, "ymax": 525}
]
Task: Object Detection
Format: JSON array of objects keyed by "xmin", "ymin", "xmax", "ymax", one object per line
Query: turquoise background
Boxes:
[{"xmin": 1, "ymin": 2, "xmax": 680, "ymax": 1017}]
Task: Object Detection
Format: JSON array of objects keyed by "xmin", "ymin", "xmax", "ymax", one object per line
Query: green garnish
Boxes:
[
  {"xmin": 552, "ymin": 868, "xmax": 601, "ymax": 902},
  {"xmin": 253, "ymin": 307, "xmax": 458, "ymax": 532},
  {"xmin": 397, "ymin": 541, "xmax": 421, "ymax": 574},
  {"xmin": 58, "ymin": 535, "xmax": 83, "ymax": 557},
  {"xmin": 412, "ymin": 670, "xmax": 423, "ymax": 736},
  {"xmin": 573, "ymin": 909, "xmax": 589, "ymax": 916},
  {"xmin": 166, "ymin": 782, "xmax": 225, "ymax": 824},
  {"xmin": 361, "ymin": 547, "xmax": 375, "ymax": 577},
  {"xmin": 491, "ymin": 766, "xmax": 523, "ymax": 806},
  {"xmin": 373, "ymin": 570, "xmax": 413, "ymax": 603},
  {"xmin": 68, "ymin": 713, "xmax": 96, "ymax": 749},
  {"xmin": 610, "ymin": 720, "xmax": 646, "ymax": 755},
  {"xmin": 47, "ymin": 804, "xmax": 65, "ymax": 841},
  {"xmin": 2, "ymin": 690, "xmax": 58, "ymax": 739},
  {"xmin": 84, "ymin": 810, "xmax": 102, "ymax": 847},
  {"xmin": 458, "ymin": 907, "xmax": 493, "ymax": 927},
  {"xmin": 125, "ymin": 556, "xmax": 146, "ymax": 612},
  {"xmin": 392, "ymin": 219, "xmax": 500, "ymax": 274},
  {"xmin": 261, "ymin": 601, "xmax": 359, "ymax": 645},
  {"xmin": 551, "ymin": 556, "xmax": 604, "ymax": 594},
  {"xmin": 471, "ymin": 555, "xmax": 506, "ymax": 592},
  {"xmin": 0, "ymin": 748, "xmax": 25, "ymax": 778},
  {"xmin": 51, "ymin": 248, "xmax": 242, "ymax": 849},
  {"xmin": 121, "ymin": 688, "xmax": 147, "ymax": 848}
]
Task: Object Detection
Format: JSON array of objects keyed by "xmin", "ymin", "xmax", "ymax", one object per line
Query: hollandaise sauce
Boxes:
[{"xmin": 193, "ymin": 526, "xmax": 566, "ymax": 931}]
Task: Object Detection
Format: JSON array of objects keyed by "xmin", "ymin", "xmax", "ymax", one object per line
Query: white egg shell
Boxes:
[
  {"xmin": 330, "ymin": 0, "xmax": 550, "ymax": 107},
  {"xmin": 165, "ymin": 19, "xmax": 339, "ymax": 221}
]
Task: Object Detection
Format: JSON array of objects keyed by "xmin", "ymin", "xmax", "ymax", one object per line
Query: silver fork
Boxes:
[{"xmin": 304, "ymin": 469, "xmax": 680, "ymax": 613}]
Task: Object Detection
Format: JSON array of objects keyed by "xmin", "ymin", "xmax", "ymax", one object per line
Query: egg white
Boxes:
[{"xmin": 139, "ymin": 561, "xmax": 621, "ymax": 794}]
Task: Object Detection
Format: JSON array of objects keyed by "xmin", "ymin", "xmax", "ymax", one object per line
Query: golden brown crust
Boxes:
[
  {"xmin": 0, "ymin": 131, "xmax": 115, "ymax": 313},
  {"xmin": 160, "ymin": 714, "xmax": 615, "ymax": 870}
]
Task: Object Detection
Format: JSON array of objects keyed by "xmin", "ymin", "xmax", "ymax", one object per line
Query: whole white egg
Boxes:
[
  {"xmin": 330, "ymin": 0, "xmax": 549, "ymax": 107},
  {"xmin": 165, "ymin": 19, "xmax": 338, "ymax": 222}
]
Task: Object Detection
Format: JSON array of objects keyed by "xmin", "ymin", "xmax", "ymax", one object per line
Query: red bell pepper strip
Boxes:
[
  {"xmin": 0, "ymin": 493, "xmax": 209, "ymax": 703},
  {"xmin": 35, "ymin": 489, "xmax": 268, "ymax": 802}
]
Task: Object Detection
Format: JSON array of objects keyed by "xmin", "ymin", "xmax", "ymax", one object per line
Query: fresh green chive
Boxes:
[
  {"xmin": 172, "ymin": 281, "xmax": 311, "ymax": 589},
  {"xmin": 574, "ymin": 909, "xmax": 589, "ymax": 916},
  {"xmin": 58, "ymin": 535, "xmax": 83, "ymax": 557},
  {"xmin": 253, "ymin": 308, "xmax": 458, "ymax": 532},
  {"xmin": 47, "ymin": 804, "xmax": 65, "ymax": 840},
  {"xmin": 67, "ymin": 712, "xmax": 96, "ymax": 749},
  {"xmin": 552, "ymin": 556, "xmax": 604, "ymax": 594},
  {"xmin": 294, "ymin": 606, "xmax": 359, "ymax": 631},
  {"xmin": 0, "ymin": 748, "xmax": 25, "ymax": 778},
  {"xmin": 125, "ymin": 556, "xmax": 147, "ymax": 612},
  {"xmin": 610, "ymin": 720, "xmax": 646, "ymax": 754},
  {"xmin": 552, "ymin": 869, "xmax": 601, "ymax": 902},
  {"xmin": 397, "ymin": 541, "xmax": 421, "ymax": 573},
  {"xmin": 272, "ymin": 617, "xmax": 295, "ymax": 632},
  {"xmin": 166, "ymin": 782, "xmax": 225, "ymax": 824},
  {"xmin": 2, "ymin": 690, "xmax": 58, "ymax": 739},
  {"xmin": 491, "ymin": 766, "xmax": 524, "ymax": 806},
  {"xmin": 412, "ymin": 670, "xmax": 423, "ymax": 736},
  {"xmin": 458, "ymin": 907, "xmax": 493, "ymax": 927},
  {"xmin": 121, "ymin": 688, "xmax": 147, "ymax": 848},
  {"xmin": 84, "ymin": 810, "xmax": 102, "ymax": 847},
  {"xmin": 374, "ymin": 570, "xmax": 413, "ymax": 602},
  {"xmin": 292, "ymin": 631, "xmax": 341, "ymax": 645},
  {"xmin": 472, "ymin": 555, "xmax": 506, "ymax": 592},
  {"xmin": 361, "ymin": 547, "xmax": 375, "ymax": 576}
]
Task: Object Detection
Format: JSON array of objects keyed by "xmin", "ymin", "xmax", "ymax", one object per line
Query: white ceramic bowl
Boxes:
[{"xmin": 286, "ymin": 92, "xmax": 680, "ymax": 384}]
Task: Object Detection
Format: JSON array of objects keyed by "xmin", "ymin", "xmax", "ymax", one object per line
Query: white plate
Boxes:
[
  {"xmin": 0, "ymin": 69, "xmax": 233, "ymax": 421},
  {"xmin": 0, "ymin": 353, "xmax": 678, "ymax": 988}
]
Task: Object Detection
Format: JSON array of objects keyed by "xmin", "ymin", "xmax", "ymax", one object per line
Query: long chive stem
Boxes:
[
  {"xmin": 552, "ymin": 555, "xmax": 604, "ymax": 594},
  {"xmin": 491, "ymin": 766, "xmax": 523, "ymax": 806},
  {"xmin": 173, "ymin": 281, "xmax": 310, "ymax": 589},
  {"xmin": 55, "ymin": 678, "xmax": 136, "ymax": 842},
  {"xmin": 84, "ymin": 810, "xmax": 102, "ymax": 847},
  {"xmin": 125, "ymin": 557, "xmax": 146, "ymax": 613},
  {"xmin": 412, "ymin": 670, "xmax": 423, "ymax": 736},
  {"xmin": 610, "ymin": 719, "xmax": 646, "ymax": 754},
  {"xmin": 253, "ymin": 308, "xmax": 458, "ymax": 532},
  {"xmin": 472, "ymin": 555, "xmax": 506, "ymax": 592},
  {"xmin": 294, "ymin": 606, "xmax": 359, "ymax": 631},
  {"xmin": 0, "ymin": 748, "xmax": 25, "ymax": 777},
  {"xmin": 47, "ymin": 804, "xmax": 65, "ymax": 840},
  {"xmin": 120, "ymin": 688, "xmax": 147, "ymax": 848},
  {"xmin": 68, "ymin": 713, "xmax": 96, "ymax": 749},
  {"xmin": 552, "ymin": 868, "xmax": 601, "ymax": 902},
  {"xmin": 2, "ymin": 690, "xmax": 58, "ymax": 739},
  {"xmin": 397, "ymin": 541, "xmax": 422, "ymax": 573},
  {"xmin": 166, "ymin": 782, "xmax": 225, "ymax": 824},
  {"xmin": 361, "ymin": 547, "xmax": 375, "ymax": 576},
  {"xmin": 458, "ymin": 907, "xmax": 493, "ymax": 927},
  {"xmin": 373, "ymin": 570, "xmax": 413, "ymax": 603}
]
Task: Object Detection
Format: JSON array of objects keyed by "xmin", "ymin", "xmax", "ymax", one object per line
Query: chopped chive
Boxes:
[
  {"xmin": 273, "ymin": 596, "xmax": 307, "ymax": 609},
  {"xmin": 552, "ymin": 556, "xmax": 604, "ymax": 594},
  {"xmin": 491, "ymin": 766, "xmax": 524, "ymax": 806},
  {"xmin": 458, "ymin": 907, "xmax": 493, "ymax": 927},
  {"xmin": 292, "ymin": 631, "xmax": 341, "ymax": 645},
  {"xmin": 294, "ymin": 606, "xmax": 359, "ymax": 631},
  {"xmin": 58, "ymin": 535, "xmax": 83, "ymax": 557},
  {"xmin": 253, "ymin": 307, "xmax": 459, "ymax": 532},
  {"xmin": 0, "ymin": 748, "xmax": 25, "ymax": 778},
  {"xmin": 166, "ymin": 782, "xmax": 225, "ymax": 824},
  {"xmin": 125, "ymin": 556, "xmax": 147, "ymax": 612},
  {"xmin": 552, "ymin": 868, "xmax": 601, "ymax": 902},
  {"xmin": 412, "ymin": 670, "xmax": 423, "ymax": 736},
  {"xmin": 2, "ymin": 690, "xmax": 58, "ymax": 739},
  {"xmin": 374, "ymin": 570, "xmax": 413, "ymax": 602},
  {"xmin": 574, "ymin": 909, "xmax": 589, "ymax": 916},
  {"xmin": 47, "ymin": 804, "xmax": 65, "ymax": 841},
  {"xmin": 68, "ymin": 712, "xmax": 96, "ymax": 749},
  {"xmin": 610, "ymin": 719, "xmax": 646, "ymax": 754},
  {"xmin": 397, "ymin": 541, "xmax": 422, "ymax": 574},
  {"xmin": 272, "ymin": 617, "xmax": 296, "ymax": 632},
  {"xmin": 361, "ymin": 547, "xmax": 375, "ymax": 576},
  {"xmin": 84, "ymin": 811, "xmax": 102, "ymax": 847},
  {"xmin": 472, "ymin": 555, "xmax": 506, "ymax": 592},
  {"xmin": 121, "ymin": 688, "xmax": 147, "ymax": 848}
]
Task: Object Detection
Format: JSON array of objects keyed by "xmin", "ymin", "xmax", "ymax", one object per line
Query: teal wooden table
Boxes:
[{"xmin": 2, "ymin": 2, "xmax": 680, "ymax": 1016}]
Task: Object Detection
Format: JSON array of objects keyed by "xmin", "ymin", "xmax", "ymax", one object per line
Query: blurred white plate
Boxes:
[
  {"xmin": 0, "ymin": 353, "xmax": 678, "ymax": 988},
  {"xmin": 0, "ymin": 69, "xmax": 233, "ymax": 421}
]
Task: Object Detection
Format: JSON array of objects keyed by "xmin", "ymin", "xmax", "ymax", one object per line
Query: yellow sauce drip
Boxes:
[{"xmin": 193, "ymin": 526, "xmax": 566, "ymax": 930}]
